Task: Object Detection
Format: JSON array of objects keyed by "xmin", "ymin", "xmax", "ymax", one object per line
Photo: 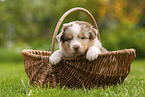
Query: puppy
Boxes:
[{"xmin": 49, "ymin": 21, "xmax": 107, "ymax": 65}]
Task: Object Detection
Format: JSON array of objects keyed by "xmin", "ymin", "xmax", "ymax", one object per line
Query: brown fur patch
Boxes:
[
  {"xmin": 61, "ymin": 31, "xmax": 73, "ymax": 42},
  {"xmin": 78, "ymin": 32, "xmax": 89, "ymax": 39},
  {"xmin": 89, "ymin": 28, "xmax": 97, "ymax": 39},
  {"xmin": 61, "ymin": 41, "xmax": 72, "ymax": 54},
  {"xmin": 76, "ymin": 21, "xmax": 97, "ymax": 39}
]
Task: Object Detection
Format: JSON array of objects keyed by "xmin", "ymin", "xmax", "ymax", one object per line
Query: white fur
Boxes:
[
  {"xmin": 71, "ymin": 23, "xmax": 81, "ymax": 37},
  {"xmin": 86, "ymin": 46, "xmax": 101, "ymax": 61},
  {"xmin": 69, "ymin": 23, "xmax": 82, "ymax": 52},
  {"xmin": 49, "ymin": 21, "xmax": 105, "ymax": 65},
  {"xmin": 49, "ymin": 50, "xmax": 63, "ymax": 65}
]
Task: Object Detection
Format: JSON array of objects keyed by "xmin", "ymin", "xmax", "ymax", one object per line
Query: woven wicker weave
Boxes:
[{"xmin": 22, "ymin": 7, "xmax": 136, "ymax": 88}]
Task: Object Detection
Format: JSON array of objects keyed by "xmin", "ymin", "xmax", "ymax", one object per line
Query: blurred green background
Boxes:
[{"xmin": 0, "ymin": 0, "xmax": 145, "ymax": 62}]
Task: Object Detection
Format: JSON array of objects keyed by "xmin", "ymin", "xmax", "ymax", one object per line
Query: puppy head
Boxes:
[{"xmin": 57, "ymin": 21, "xmax": 98, "ymax": 56}]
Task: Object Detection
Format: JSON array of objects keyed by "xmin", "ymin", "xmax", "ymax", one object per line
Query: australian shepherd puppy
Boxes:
[{"xmin": 49, "ymin": 21, "xmax": 107, "ymax": 65}]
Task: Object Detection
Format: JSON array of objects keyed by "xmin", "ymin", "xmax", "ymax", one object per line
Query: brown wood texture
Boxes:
[{"xmin": 22, "ymin": 49, "xmax": 136, "ymax": 88}]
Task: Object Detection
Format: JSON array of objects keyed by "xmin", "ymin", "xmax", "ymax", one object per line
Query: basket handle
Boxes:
[{"xmin": 51, "ymin": 7, "xmax": 100, "ymax": 53}]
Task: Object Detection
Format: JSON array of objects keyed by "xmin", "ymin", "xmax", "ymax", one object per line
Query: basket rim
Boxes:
[
  {"xmin": 62, "ymin": 49, "xmax": 136, "ymax": 60},
  {"xmin": 22, "ymin": 49, "xmax": 136, "ymax": 60},
  {"xmin": 22, "ymin": 49, "xmax": 51, "ymax": 59}
]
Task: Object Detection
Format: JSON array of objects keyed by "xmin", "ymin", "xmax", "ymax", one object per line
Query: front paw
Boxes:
[
  {"xmin": 86, "ymin": 47, "xmax": 101, "ymax": 61},
  {"xmin": 49, "ymin": 50, "xmax": 62, "ymax": 65}
]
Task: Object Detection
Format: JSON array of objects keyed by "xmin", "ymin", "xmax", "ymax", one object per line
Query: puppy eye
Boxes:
[
  {"xmin": 67, "ymin": 38, "xmax": 72, "ymax": 41},
  {"xmin": 81, "ymin": 37, "xmax": 87, "ymax": 39},
  {"xmin": 64, "ymin": 38, "xmax": 72, "ymax": 41}
]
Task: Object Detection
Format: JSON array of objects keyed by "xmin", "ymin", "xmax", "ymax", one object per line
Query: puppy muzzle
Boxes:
[{"xmin": 73, "ymin": 45, "xmax": 80, "ymax": 52}]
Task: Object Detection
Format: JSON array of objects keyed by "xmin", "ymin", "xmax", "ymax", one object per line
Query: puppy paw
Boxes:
[
  {"xmin": 49, "ymin": 50, "xmax": 63, "ymax": 65},
  {"xmin": 86, "ymin": 47, "xmax": 101, "ymax": 61}
]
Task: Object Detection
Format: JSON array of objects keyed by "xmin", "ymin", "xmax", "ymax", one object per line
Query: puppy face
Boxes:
[{"xmin": 57, "ymin": 21, "xmax": 98, "ymax": 56}]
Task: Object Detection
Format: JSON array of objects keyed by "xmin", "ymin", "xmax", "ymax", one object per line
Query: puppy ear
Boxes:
[
  {"xmin": 56, "ymin": 24, "xmax": 69, "ymax": 42},
  {"xmin": 89, "ymin": 28, "xmax": 98, "ymax": 39},
  {"xmin": 56, "ymin": 32, "xmax": 62, "ymax": 42}
]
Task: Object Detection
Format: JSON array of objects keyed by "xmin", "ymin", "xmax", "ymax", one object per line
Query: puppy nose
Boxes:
[{"xmin": 73, "ymin": 45, "xmax": 80, "ymax": 51}]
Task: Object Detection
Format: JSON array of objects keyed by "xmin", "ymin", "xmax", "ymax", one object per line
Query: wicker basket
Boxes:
[{"xmin": 22, "ymin": 7, "xmax": 136, "ymax": 88}]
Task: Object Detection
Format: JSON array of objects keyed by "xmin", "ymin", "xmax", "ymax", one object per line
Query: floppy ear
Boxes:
[
  {"xmin": 56, "ymin": 32, "xmax": 62, "ymax": 42},
  {"xmin": 89, "ymin": 28, "xmax": 98, "ymax": 39},
  {"xmin": 56, "ymin": 23, "xmax": 70, "ymax": 42}
]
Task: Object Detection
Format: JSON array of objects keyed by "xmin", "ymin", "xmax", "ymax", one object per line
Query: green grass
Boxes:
[{"xmin": 0, "ymin": 60, "xmax": 145, "ymax": 97}]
